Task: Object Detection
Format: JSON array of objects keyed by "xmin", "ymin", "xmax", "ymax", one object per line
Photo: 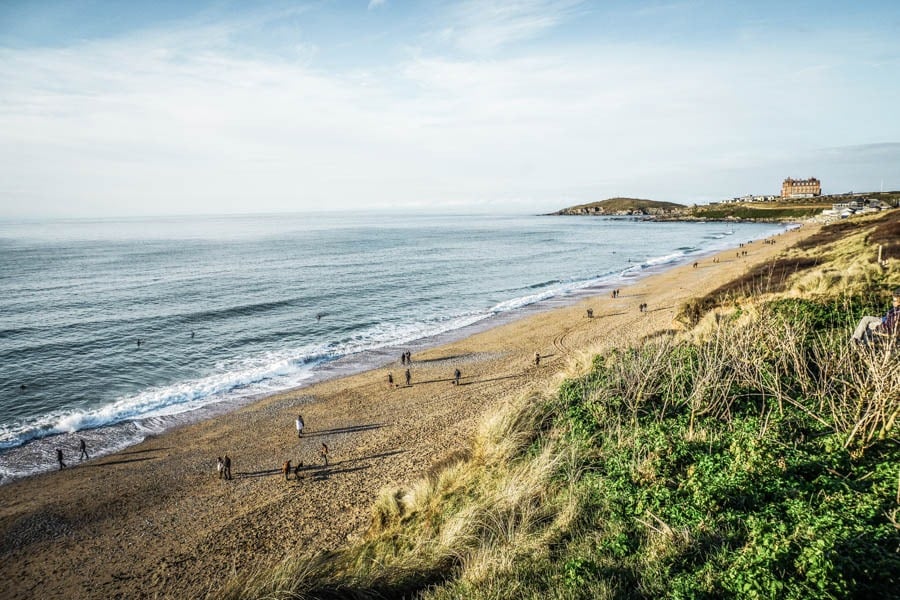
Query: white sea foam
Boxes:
[{"xmin": 0, "ymin": 351, "xmax": 323, "ymax": 450}]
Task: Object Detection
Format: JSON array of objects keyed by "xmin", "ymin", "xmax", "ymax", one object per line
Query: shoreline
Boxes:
[
  {"xmin": 0, "ymin": 221, "xmax": 791, "ymax": 485},
  {"xmin": 0, "ymin": 223, "xmax": 815, "ymax": 600}
]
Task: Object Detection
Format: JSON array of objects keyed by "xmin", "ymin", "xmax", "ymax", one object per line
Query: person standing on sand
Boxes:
[
  {"xmin": 296, "ymin": 414, "xmax": 305, "ymax": 437},
  {"xmin": 320, "ymin": 443, "xmax": 329, "ymax": 467},
  {"xmin": 217, "ymin": 457, "xmax": 225, "ymax": 479},
  {"xmin": 534, "ymin": 352, "xmax": 541, "ymax": 367},
  {"xmin": 405, "ymin": 368, "xmax": 411, "ymax": 386},
  {"xmin": 223, "ymin": 454, "xmax": 232, "ymax": 480},
  {"xmin": 387, "ymin": 372, "xmax": 394, "ymax": 387},
  {"xmin": 453, "ymin": 368, "xmax": 461, "ymax": 385},
  {"xmin": 56, "ymin": 448, "xmax": 65, "ymax": 470},
  {"xmin": 79, "ymin": 439, "xmax": 88, "ymax": 461}
]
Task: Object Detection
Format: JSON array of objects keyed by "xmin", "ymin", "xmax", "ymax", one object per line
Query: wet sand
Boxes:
[{"xmin": 0, "ymin": 224, "xmax": 817, "ymax": 599}]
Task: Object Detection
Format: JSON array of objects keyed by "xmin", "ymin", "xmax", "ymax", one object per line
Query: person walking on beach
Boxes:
[
  {"xmin": 282, "ymin": 459, "xmax": 292, "ymax": 481},
  {"xmin": 296, "ymin": 414, "xmax": 305, "ymax": 438},
  {"xmin": 405, "ymin": 368, "xmax": 411, "ymax": 386},
  {"xmin": 587, "ymin": 308, "xmax": 593, "ymax": 318},
  {"xmin": 56, "ymin": 448, "xmax": 65, "ymax": 470},
  {"xmin": 320, "ymin": 443, "xmax": 329, "ymax": 467},
  {"xmin": 79, "ymin": 438, "xmax": 88, "ymax": 461},
  {"xmin": 217, "ymin": 457, "xmax": 225, "ymax": 479},
  {"xmin": 387, "ymin": 372, "xmax": 394, "ymax": 388},
  {"xmin": 223, "ymin": 454, "xmax": 232, "ymax": 480},
  {"xmin": 405, "ymin": 351, "xmax": 411, "ymax": 364},
  {"xmin": 534, "ymin": 352, "xmax": 541, "ymax": 367},
  {"xmin": 453, "ymin": 368, "xmax": 461, "ymax": 385},
  {"xmin": 400, "ymin": 352, "xmax": 406, "ymax": 365}
]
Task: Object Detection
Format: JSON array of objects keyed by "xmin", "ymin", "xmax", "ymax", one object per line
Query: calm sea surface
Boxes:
[{"xmin": 0, "ymin": 212, "xmax": 788, "ymax": 481}]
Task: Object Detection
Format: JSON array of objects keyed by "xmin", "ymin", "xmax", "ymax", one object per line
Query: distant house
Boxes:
[{"xmin": 782, "ymin": 177, "xmax": 822, "ymax": 198}]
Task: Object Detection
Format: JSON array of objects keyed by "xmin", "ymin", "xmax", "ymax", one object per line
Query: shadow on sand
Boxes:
[
  {"xmin": 302, "ymin": 423, "xmax": 386, "ymax": 438},
  {"xmin": 119, "ymin": 447, "xmax": 172, "ymax": 455},
  {"xmin": 410, "ymin": 353, "xmax": 475, "ymax": 364},
  {"xmin": 236, "ymin": 449, "xmax": 406, "ymax": 480},
  {"xmin": 84, "ymin": 456, "xmax": 158, "ymax": 468}
]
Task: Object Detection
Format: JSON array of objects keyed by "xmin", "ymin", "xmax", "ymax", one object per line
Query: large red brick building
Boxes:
[{"xmin": 782, "ymin": 177, "xmax": 821, "ymax": 198}]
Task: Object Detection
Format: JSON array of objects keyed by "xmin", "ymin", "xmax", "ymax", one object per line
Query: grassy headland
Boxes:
[
  {"xmin": 553, "ymin": 191, "xmax": 900, "ymax": 222},
  {"xmin": 551, "ymin": 198, "xmax": 686, "ymax": 216},
  {"xmin": 224, "ymin": 212, "xmax": 899, "ymax": 599}
]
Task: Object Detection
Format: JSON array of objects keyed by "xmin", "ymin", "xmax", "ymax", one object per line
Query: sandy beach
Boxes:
[{"xmin": 0, "ymin": 224, "xmax": 818, "ymax": 599}]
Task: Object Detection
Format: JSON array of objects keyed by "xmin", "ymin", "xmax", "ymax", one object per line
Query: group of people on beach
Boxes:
[
  {"xmin": 216, "ymin": 455, "xmax": 233, "ymax": 480},
  {"xmin": 55, "ymin": 439, "xmax": 90, "ymax": 470},
  {"xmin": 278, "ymin": 444, "xmax": 329, "ymax": 481},
  {"xmin": 270, "ymin": 415, "xmax": 331, "ymax": 483},
  {"xmin": 386, "ymin": 367, "xmax": 412, "ymax": 388}
]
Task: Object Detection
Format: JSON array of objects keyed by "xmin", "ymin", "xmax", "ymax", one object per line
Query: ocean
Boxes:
[{"xmin": 0, "ymin": 212, "xmax": 788, "ymax": 482}]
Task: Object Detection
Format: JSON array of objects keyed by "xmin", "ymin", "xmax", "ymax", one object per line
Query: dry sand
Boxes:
[{"xmin": 0, "ymin": 224, "xmax": 818, "ymax": 599}]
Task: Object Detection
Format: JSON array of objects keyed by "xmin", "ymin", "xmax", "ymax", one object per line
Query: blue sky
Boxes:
[{"xmin": 1, "ymin": 0, "xmax": 899, "ymax": 217}]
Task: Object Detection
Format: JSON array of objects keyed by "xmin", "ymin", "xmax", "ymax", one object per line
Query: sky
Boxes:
[{"xmin": 1, "ymin": 0, "xmax": 899, "ymax": 218}]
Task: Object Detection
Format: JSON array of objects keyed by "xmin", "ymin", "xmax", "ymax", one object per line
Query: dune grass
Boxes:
[{"xmin": 221, "ymin": 217, "xmax": 900, "ymax": 600}]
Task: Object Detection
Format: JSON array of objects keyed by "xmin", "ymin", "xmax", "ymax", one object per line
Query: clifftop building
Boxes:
[{"xmin": 782, "ymin": 177, "xmax": 821, "ymax": 198}]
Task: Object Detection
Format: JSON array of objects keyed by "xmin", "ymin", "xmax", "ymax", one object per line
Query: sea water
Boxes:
[{"xmin": 0, "ymin": 212, "xmax": 788, "ymax": 481}]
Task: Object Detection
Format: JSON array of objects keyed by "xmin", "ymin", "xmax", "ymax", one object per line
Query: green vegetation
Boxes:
[
  {"xmin": 688, "ymin": 205, "xmax": 825, "ymax": 221},
  {"xmin": 223, "ymin": 217, "xmax": 899, "ymax": 600}
]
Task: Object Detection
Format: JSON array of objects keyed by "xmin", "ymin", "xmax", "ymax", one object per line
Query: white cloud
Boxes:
[
  {"xmin": 368, "ymin": 0, "xmax": 386, "ymax": 10},
  {"xmin": 0, "ymin": 7, "xmax": 898, "ymax": 217},
  {"xmin": 444, "ymin": 0, "xmax": 587, "ymax": 53}
]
